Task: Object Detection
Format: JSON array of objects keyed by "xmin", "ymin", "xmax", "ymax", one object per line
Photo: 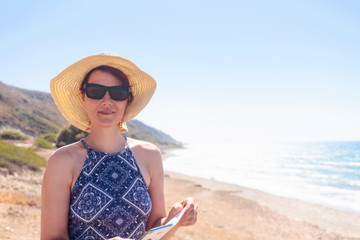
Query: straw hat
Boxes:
[{"xmin": 50, "ymin": 53, "xmax": 156, "ymax": 133}]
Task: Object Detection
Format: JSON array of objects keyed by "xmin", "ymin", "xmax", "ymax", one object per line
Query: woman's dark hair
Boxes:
[{"xmin": 80, "ymin": 65, "xmax": 133, "ymax": 103}]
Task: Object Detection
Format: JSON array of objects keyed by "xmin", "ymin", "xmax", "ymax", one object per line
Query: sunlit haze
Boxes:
[{"xmin": 1, "ymin": 0, "xmax": 359, "ymax": 144}]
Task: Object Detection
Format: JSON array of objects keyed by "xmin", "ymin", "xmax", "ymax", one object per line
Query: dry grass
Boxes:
[{"xmin": 0, "ymin": 190, "xmax": 40, "ymax": 207}]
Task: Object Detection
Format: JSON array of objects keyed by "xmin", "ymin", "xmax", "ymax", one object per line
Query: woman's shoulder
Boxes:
[
  {"xmin": 48, "ymin": 141, "xmax": 86, "ymax": 166},
  {"xmin": 44, "ymin": 141, "xmax": 87, "ymax": 187},
  {"xmin": 128, "ymin": 138, "xmax": 162, "ymax": 160},
  {"xmin": 128, "ymin": 138, "xmax": 160, "ymax": 151}
]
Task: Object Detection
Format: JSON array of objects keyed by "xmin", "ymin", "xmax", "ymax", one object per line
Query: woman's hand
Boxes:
[{"xmin": 166, "ymin": 197, "xmax": 198, "ymax": 227}]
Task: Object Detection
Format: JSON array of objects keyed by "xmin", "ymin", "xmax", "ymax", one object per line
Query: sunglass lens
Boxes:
[
  {"xmin": 109, "ymin": 87, "xmax": 129, "ymax": 101},
  {"xmin": 86, "ymin": 85, "xmax": 106, "ymax": 99}
]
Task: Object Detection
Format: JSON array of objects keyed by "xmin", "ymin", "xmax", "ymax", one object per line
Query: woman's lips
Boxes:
[{"xmin": 98, "ymin": 111, "xmax": 115, "ymax": 115}]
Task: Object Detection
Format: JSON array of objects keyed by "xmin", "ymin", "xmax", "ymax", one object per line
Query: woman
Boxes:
[{"xmin": 41, "ymin": 53, "xmax": 198, "ymax": 240}]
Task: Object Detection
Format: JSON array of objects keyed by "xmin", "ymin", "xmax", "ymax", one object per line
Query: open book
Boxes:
[{"xmin": 140, "ymin": 204, "xmax": 190, "ymax": 240}]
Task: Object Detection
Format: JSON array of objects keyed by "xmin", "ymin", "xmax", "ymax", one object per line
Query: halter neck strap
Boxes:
[
  {"xmin": 80, "ymin": 138, "xmax": 90, "ymax": 150},
  {"xmin": 80, "ymin": 136, "xmax": 129, "ymax": 151},
  {"xmin": 124, "ymin": 135, "xmax": 130, "ymax": 148}
]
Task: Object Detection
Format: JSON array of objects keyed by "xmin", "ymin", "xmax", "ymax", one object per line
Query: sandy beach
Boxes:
[
  {"xmin": 0, "ymin": 149, "xmax": 360, "ymax": 240},
  {"xmin": 164, "ymin": 171, "xmax": 360, "ymax": 240}
]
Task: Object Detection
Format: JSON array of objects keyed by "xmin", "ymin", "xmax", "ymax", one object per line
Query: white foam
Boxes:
[{"xmin": 163, "ymin": 141, "xmax": 360, "ymax": 215}]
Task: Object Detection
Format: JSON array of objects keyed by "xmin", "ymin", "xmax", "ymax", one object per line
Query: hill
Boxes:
[
  {"xmin": 0, "ymin": 81, "xmax": 67, "ymax": 136},
  {"xmin": 0, "ymin": 81, "xmax": 181, "ymax": 147},
  {"xmin": 127, "ymin": 120, "xmax": 182, "ymax": 147}
]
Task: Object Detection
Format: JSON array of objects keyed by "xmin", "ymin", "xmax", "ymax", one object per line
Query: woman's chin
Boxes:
[{"xmin": 92, "ymin": 120, "xmax": 122, "ymax": 130}]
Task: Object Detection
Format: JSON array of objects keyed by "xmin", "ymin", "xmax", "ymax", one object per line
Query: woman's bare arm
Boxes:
[
  {"xmin": 130, "ymin": 141, "xmax": 167, "ymax": 230},
  {"xmin": 41, "ymin": 147, "xmax": 75, "ymax": 240},
  {"xmin": 132, "ymin": 141, "xmax": 198, "ymax": 240}
]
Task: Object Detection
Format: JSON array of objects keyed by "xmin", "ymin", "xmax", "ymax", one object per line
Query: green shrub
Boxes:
[
  {"xmin": 57, "ymin": 141, "xmax": 67, "ymax": 148},
  {"xmin": 0, "ymin": 131, "xmax": 27, "ymax": 140},
  {"xmin": 35, "ymin": 137, "xmax": 54, "ymax": 149},
  {"xmin": 0, "ymin": 141, "xmax": 46, "ymax": 172},
  {"xmin": 56, "ymin": 125, "xmax": 88, "ymax": 148},
  {"xmin": 41, "ymin": 133, "xmax": 57, "ymax": 143}
]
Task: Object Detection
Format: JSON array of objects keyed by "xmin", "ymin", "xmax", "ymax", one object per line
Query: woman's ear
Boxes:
[
  {"xmin": 81, "ymin": 90, "xmax": 86, "ymax": 102},
  {"xmin": 127, "ymin": 93, "xmax": 133, "ymax": 104}
]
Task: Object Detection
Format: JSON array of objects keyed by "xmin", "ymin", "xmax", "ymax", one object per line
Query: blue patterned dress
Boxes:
[{"xmin": 68, "ymin": 138, "xmax": 152, "ymax": 240}]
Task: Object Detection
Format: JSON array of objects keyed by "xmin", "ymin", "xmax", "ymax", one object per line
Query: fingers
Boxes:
[
  {"xmin": 173, "ymin": 202, "xmax": 184, "ymax": 213},
  {"xmin": 167, "ymin": 197, "xmax": 199, "ymax": 227},
  {"xmin": 171, "ymin": 202, "xmax": 184, "ymax": 216},
  {"xmin": 181, "ymin": 197, "xmax": 195, "ymax": 207},
  {"xmin": 179, "ymin": 197, "xmax": 198, "ymax": 227},
  {"xmin": 164, "ymin": 202, "xmax": 184, "ymax": 224}
]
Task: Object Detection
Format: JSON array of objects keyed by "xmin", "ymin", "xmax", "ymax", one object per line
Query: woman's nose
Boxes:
[{"xmin": 101, "ymin": 91, "xmax": 112, "ymax": 103}]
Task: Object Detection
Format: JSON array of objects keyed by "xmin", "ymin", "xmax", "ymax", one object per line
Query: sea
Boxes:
[{"xmin": 163, "ymin": 141, "xmax": 360, "ymax": 215}]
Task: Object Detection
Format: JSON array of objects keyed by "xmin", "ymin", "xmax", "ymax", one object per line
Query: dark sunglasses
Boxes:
[{"xmin": 84, "ymin": 83, "xmax": 130, "ymax": 101}]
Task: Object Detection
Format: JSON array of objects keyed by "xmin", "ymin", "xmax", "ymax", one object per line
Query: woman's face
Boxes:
[{"xmin": 83, "ymin": 70, "xmax": 128, "ymax": 131}]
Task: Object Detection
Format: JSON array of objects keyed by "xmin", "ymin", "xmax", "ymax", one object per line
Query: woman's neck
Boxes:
[{"xmin": 85, "ymin": 126, "xmax": 126, "ymax": 153}]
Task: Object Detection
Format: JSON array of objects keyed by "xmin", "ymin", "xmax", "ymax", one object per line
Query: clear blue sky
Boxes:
[{"xmin": 1, "ymin": 0, "xmax": 359, "ymax": 143}]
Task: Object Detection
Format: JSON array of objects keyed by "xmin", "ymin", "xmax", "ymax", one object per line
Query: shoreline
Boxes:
[
  {"xmin": 1, "ymin": 146, "xmax": 360, "ymax": 239},
  {"xmin": 164, "ymin": 170, "xmax": 360, "ymax": 239},
  {"xmin": 161, "ymin": 148, "xmax": 360, "ymax": 239},
  {"xmin": 161, "ymin": 145, "xmax": 360, "ymax": 235}
]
